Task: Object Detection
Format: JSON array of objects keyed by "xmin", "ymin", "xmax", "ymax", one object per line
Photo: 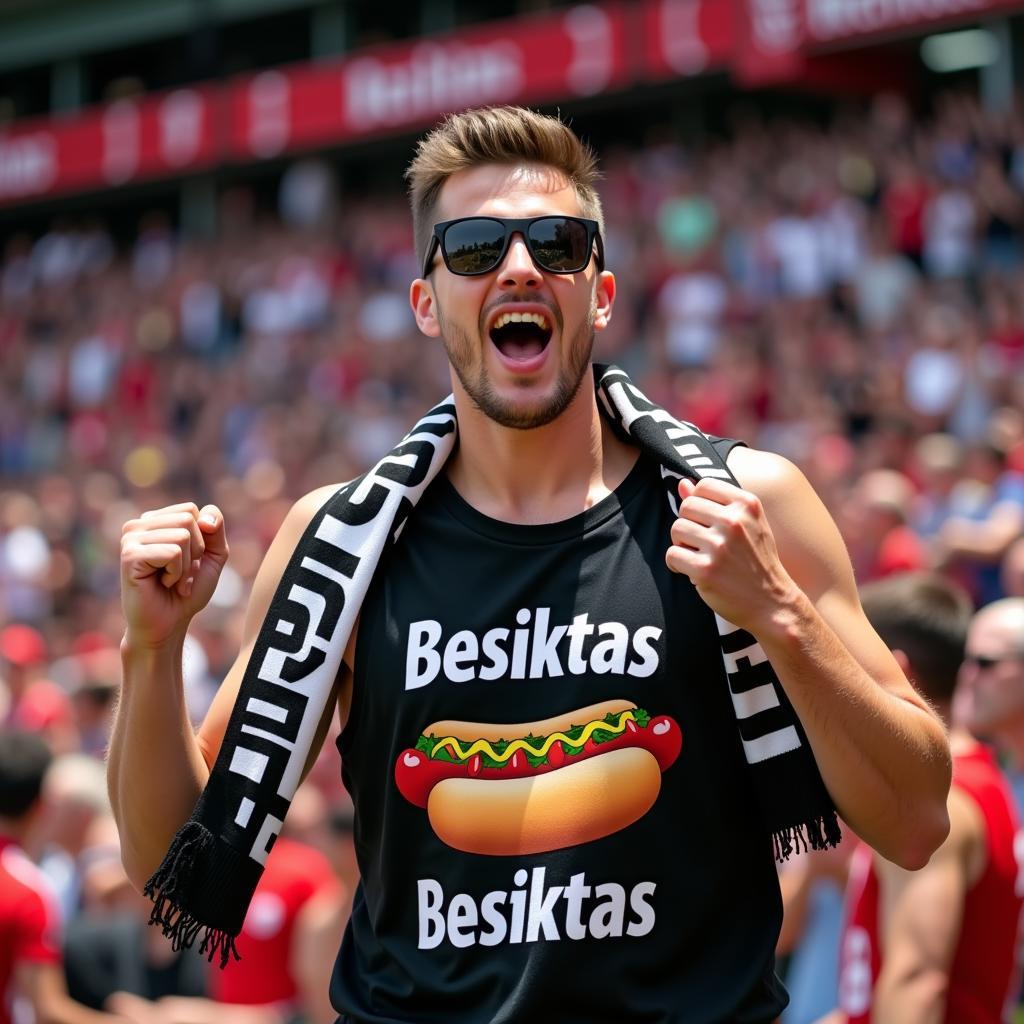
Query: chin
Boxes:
[
  {"xmin": 475, "ymin": 394, "xmax": 570, "ymax": 431},
  {"xmin": 468, "ymin": 370, "xmax": 587, "ymax": 430}
]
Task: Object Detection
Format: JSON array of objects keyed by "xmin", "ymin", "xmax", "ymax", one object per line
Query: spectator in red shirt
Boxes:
[
  {"xmin": 108, "ymin": 832, "xmax": 338, "ymax": 1024},
  {"xmin": 0, "ymin": 730, "xmax": 120, "ymax": 1024},
  {"xmin": 830, "ymin": 575, "xmax": 1022, "ymax": 1023},
  {"xmin": 0, "ymin": 627, "xmax": 77, "ymax": 755},
  {"xmin": 843, "ymin": 469, "xmax": 926, "ymax": 583}
]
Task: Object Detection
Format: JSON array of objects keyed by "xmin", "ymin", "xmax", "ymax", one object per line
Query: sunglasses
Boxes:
[
  {"xmin": 422, "ymin": 216, "xmax": 604, "ymax": 279},
  {"xmin": 963, "ymin": 654, "xmax": 1023, "ymax": 670}
]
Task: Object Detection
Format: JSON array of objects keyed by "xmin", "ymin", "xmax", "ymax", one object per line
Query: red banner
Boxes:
[
  {"xmin": 733, "ymin": 0, "xmax": 806, "ymax": 86},
  {"xmin": 803, "ymin": 0, "xmax": 1024, "ymax": 48},
  {"xmin": 0, "ymin": 86, "xmax": 221, "ymax": 204},
  {"xmin": 0, "ymin": 4, "xmax": 631, "ymax": 206},
  {"xmin": 639, "ymin": 0, "xmax": 735, "ymax": 80},
  {"xmin": 228, "ymin": 3, "xmax": 631, "ymax": 158},
  {"xmin": 2, "ymin": 0, "xmax": 1024, "ymax": 206}
]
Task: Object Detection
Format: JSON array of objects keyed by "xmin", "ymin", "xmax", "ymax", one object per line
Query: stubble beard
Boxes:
[{"xmin": 438, "ymin": 307, "xmax": 596, "ymax": 430}]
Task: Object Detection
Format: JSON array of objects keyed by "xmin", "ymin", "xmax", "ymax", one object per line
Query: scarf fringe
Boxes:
[
  {"xmin": 143, "ymin": 820, "xmax": 241, "ymax": 968},
  {"xmin": 140, "ymin": 367, "xmax": 842, "ymax": 968},
  {"xmin": 772, "ymin": 810, "xmax": 842, "ymax": 862}
]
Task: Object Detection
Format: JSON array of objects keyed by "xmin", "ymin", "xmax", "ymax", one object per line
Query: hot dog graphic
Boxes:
[{"xmin": 394, "ymin": 699, "xmax": 682, "ymax": 856}]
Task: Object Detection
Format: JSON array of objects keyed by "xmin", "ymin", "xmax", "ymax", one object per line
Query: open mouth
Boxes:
[{"xmin": 488, "ymin": 311, "xmax": 553, "ymax": 362}]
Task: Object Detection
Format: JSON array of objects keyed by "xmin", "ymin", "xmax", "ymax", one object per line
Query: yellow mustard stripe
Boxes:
[{"xmin": 431, "ymin": 711, "xmax": 636, "ymax": 762}]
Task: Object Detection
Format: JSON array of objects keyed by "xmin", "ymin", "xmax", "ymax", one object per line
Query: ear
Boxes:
[
  {"xmin": 593, "ymin": 270, "xmax": 616, "ymax": 333},
  {"xmin": 410, "ymin": 277, "xmax": 441, "ymax": 338}
]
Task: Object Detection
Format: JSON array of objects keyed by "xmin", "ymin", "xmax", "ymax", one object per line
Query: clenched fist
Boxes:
[
  {"xmin": 120, "ymin": 502, "xmax": 229, "ymax": 649},
  {"xmin": 666, "ymin": 476, "xmax": 797, "ymax": 633}
]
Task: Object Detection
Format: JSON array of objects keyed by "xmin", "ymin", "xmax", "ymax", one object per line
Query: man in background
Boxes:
[
  {"xmin": 0, "ymin": 730, "xmax": 121, "ymax": 1024},
  {"xmin": 831, "ymin": 574, "xmax": 1021, "ymax": 1022},
  {"xmin": 957, "ymin": 597, "xmax": 1024, "ymax": 813}
]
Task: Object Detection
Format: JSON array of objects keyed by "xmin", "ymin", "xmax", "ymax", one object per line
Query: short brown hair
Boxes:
[
  {"xmin": 859, "ymin": 572, "xmax": 972, "ymax": 704},
  {"xmin": 404, "ymin": 105, "xmax": 603, "ymax": 273}
]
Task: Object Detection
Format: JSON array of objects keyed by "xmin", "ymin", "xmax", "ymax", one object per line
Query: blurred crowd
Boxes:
[{"xmin": 3, "ymin": 85, "xmax": 1024, "ymax": 1020}]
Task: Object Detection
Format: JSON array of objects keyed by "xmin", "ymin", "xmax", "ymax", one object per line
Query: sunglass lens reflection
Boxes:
[
  {"xmin": 528, "ymin": 218, "xmax": 588, "ymax": 271},
  {"xmin": 443, "ymin": 220, "xmax": 506, "ymax": 274}
]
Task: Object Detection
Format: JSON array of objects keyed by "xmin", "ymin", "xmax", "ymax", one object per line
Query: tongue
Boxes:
[{"xmin": 498, "ymin": 336, "xmax": 546, "ymax": 360}]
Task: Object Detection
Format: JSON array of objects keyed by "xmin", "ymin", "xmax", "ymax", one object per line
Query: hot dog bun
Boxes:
[
  {"xmin": 426, "ymin": 746, "xmax": 662, "ymax": 856},
  {"xmin": 424, "ymin": 698, "xmax": 637, "ymax": 744}
]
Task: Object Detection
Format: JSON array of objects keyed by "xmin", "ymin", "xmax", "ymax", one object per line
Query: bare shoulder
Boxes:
[
  {"xmin": 725, "ymin": 445, "xmax": 811, "ymax": 502},
  {"xmin": 255, "ymin": 483, "xmax": 346, "ymax": 580},
  {"xmin": 281, "ymin": 484, "xmax": 346, "ymax": 538},
  {"xmin": 243, "ymin": 484, "xmax": 347, "ymax": 629},
  {"xmin": 725, "ymin": 446, "xmax": 849, "ymax": 592}
]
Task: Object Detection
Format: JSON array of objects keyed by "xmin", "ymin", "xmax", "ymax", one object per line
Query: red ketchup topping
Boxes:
[{"xmin": 394, "ymin": 714, "xmax": 682, "ymax": 808}]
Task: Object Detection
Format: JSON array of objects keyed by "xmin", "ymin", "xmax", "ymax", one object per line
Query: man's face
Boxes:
[
  {"xmin": 410, "ymin": 163, "xmax": 614, "ymax": 430},
  {"xmin": 959, "ymin": 612, "xmax": 1024, "ymax": 737}
]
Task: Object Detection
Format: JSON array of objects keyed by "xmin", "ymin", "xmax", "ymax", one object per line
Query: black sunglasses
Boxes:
[
  {"xmin": 422, "ymin": 216, "xmax": 604, "ymax": 279},
  {"xmin": 963, "ymin": 653, "xmax": 1023, "ymax": 670}
]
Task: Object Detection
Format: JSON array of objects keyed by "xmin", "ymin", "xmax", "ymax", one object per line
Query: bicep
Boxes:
[
  {"xmin": 728, "ymin": 447, "xmax": 926, "ymax": 708},
  {"xmin": 196, "ymin": 484, "xmax": 345, "ymax": 772}
]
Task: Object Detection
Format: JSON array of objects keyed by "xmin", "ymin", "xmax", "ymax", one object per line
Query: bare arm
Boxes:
[
  {"xmin": 292, "ymin": 886, "xmax": 350, "ymax": 1024},
  {"xmin": 109, "ymin": 486, "xmax": 342, "ymax": 889},
  {"xmin": 938, "ymin": 501, "xmax": 1024, "ymax": 562},
  {"xmin": 668, "ymin": 449, "xmax": 951, "ymax": 868},
  {"xmin": 15, "ymin": 961, "xmax": 122, "ymax": 1024},
  {"xmin": 871, "ymin": 786, "xmax": 981, "ymax": 1023}
]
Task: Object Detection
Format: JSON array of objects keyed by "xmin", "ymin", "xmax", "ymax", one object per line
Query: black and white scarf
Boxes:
[{"xmin": 145, "ymin": 364, "xmax": 839, "ymax": 965}]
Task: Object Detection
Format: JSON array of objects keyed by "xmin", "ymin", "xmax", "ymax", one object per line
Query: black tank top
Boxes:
[{"xmin": 333, "ymin": 445, "xmax": 788, "ymax": 1024}]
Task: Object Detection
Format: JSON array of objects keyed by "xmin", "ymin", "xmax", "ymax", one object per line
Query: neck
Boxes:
[
  {"xmin": 447, "ymin": 372, "xmax": 637, "ymax": 525},
  {"xmin": 996, "ymin": 721, "xmax": 1024, "ymax": 771}
]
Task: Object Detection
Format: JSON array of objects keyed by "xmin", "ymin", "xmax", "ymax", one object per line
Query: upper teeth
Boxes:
[{"xmin": 493, "ymin": 311, "xmax": 549, "ymax": 330}]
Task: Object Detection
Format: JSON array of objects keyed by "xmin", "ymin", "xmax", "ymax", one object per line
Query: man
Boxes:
[
  {"xmin": 0, "ymin": 731, "xmax": 121, "ymax": 1024},
  {"xmin": 110, "ymin": 106, "xmax": 950, "ymax": 1022},
  {"xmin": 957, "ymin": 597, "xmax": 1024, "ymax": 813},
  {"xmin": 832, "ymin": 575, "xmax": 1022, "ymax": 1023},
  {"xmin": 932, "ymin": 444, "xmax": 1024, "ymax": 605},
  {"xmin": 37, "ymin": 753, "xmax": 113, "ymax": 922},
  {"xmin": 0, "ymin": 624, "xmax": 78, "ymax": 755},
  {"xmin": 842, "ymin": 468, "xmax": 925, "ymax": 583}
]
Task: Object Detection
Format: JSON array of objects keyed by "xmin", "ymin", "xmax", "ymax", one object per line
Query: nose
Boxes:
[{"xmin": 498, "ymin": 231, "xmax": 541, "ymax": 288}]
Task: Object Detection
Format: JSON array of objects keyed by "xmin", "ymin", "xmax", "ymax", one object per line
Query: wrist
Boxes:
[
  {"xmin": 757, "ymin": 580, "xmax": 814, "ymax": 646},
  {"xmin": 120, "ymin": 628, "xmax": 187, "ymax": 666}
]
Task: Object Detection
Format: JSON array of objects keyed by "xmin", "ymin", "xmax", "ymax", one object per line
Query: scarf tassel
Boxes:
[
  {"xmin": 772, "ymin": 811, "xmax": 842, "ymax": 862},
  {"xmin": 143, "ymin": 820, "xmax": 243, "ymax": 968}
]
